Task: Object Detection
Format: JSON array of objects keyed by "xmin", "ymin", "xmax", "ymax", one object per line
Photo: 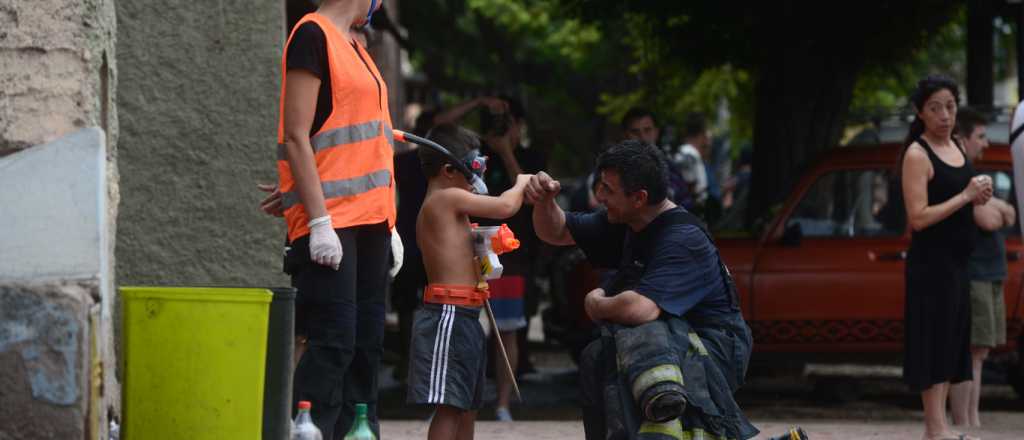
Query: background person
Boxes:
[
  {"xmin": 900, "ymin": 75, "xmax": 991, "ymax": 440},
  {"xmin": 950, "ymin": 107, "xmax": 1016, "ymax": 428},
  {"xmin": 621, "ymin": 107, "xmax": 692, "ymax": 208}
]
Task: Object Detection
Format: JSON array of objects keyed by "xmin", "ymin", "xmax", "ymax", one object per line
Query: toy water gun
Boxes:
[
  {"xmin": 470, "ymin": 223, "xmax": 523, "ymax": 402},
  {"xmin": 471, "ymin": 223, "xmax": 520, "ymax": 280}
]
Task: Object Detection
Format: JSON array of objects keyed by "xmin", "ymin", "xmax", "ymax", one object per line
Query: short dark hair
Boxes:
[
  {"xmin": 683, "ymin": 112, "xmax": 707, "ymax": 138},
  {"xmin": 419, "ymin": 123, "xmax": 480, "ymax": 178},
  {"xmin": 956, "ymin": 106, "xmax": 987, "ymax": 139},
  {"xmin": 595, "ymin": 140, "xmax": 669, "ymax": 205},
  {"xmin": 621, "ymin": 107, "xmax": 658, "ymax": 129}
]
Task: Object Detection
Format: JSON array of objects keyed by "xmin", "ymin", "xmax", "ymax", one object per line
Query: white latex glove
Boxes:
[
  {"xmin": 308, "ymin": 215, "xmax": 342, "ymax": 270},
  {"xmin": 389, "ymin": 229, "xmax": 404, "ymax": 278}
]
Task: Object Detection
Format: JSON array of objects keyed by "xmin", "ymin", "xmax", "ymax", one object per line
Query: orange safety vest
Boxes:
[{"xmin": 276, "ymin": 13, "xmax": 396, "ymax": 242}]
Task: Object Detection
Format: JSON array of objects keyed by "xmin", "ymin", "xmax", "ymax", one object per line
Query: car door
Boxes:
[{"xmin": 750, "ymin": 167, "xmax": 908, "ymax": 353}]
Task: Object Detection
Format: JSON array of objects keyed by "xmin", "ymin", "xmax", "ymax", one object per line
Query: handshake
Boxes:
[{"xmin": 523, "ymin": 171, "xmax": 563, "ymax": 205}]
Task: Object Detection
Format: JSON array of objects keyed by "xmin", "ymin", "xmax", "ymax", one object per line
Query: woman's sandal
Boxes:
[{"xmin": 933, "ymin": 434, "xmax": 979, "ymax": 440}]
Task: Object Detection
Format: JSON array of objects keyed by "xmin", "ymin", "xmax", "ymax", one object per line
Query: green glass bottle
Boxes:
[{"xmin": 343, "ymin": 403, "xmax": 376, "ymax": 440}]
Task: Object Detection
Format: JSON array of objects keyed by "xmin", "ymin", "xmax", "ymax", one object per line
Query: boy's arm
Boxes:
[{"xmin": 444, "ymin": 174, "xmax": 532, "ymax": 219}]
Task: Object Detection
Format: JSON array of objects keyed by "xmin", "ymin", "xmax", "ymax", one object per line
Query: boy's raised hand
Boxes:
[{"xmin": 525, "ymin": 171, "xmax": 561, "ymax": 204}]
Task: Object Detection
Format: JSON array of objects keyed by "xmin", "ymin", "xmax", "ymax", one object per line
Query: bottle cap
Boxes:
[
  {"xmin": 298, "ymin": 401, "xmax": 312, "ymax": 410},
  {"xmin": 355, "ymin": 403, "xmax": 368, "ymax": 416}
]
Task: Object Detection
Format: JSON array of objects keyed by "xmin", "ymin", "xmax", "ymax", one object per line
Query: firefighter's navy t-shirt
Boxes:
[{"xmin": 564, "ymin": 207, "xmax": 733, "ymax": 318}]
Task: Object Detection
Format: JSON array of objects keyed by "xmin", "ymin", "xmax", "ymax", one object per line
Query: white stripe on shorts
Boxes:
[
  {"xmin": 429, "ymin": 305, "xmax": 455, "ymax": 403},
  {"xmin": 438, "ymin": 305, "xmax": 454, "ymax": 403}
]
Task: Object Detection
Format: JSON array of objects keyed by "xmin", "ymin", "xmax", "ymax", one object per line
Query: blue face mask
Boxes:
[{"xmin": 361, "ymin": 0, "xmax": 379, "ymax": 29}]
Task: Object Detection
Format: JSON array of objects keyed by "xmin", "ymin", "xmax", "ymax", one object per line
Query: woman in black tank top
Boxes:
[{"xmin": 900, "ymin": 75, "xmax": 992, "ymax": 440}]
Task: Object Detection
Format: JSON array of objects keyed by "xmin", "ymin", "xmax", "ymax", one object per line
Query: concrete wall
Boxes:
[
  {"xmin": 115, "ymin": 0, "xmax": 286, "ymax": 286},
  {"xmin": 0, "ymin": 0, "xmax": 118, "ymax": 438}
]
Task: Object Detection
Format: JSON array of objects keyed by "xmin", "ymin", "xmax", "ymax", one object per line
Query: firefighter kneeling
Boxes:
[{"xmin": 525, "ymin": 141, "xmax": 806, "ymax": 440}]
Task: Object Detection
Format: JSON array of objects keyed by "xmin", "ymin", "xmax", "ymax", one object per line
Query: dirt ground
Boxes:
[{"xmin": 382, "ymin": 413, "xmax": 1024, "ymax": 440}]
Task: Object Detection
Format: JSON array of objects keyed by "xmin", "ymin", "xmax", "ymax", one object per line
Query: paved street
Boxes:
[
  {"xmin": 381, "ymin": 413, "xmax": 1024, "ymax": 440},
  {"xmin": 376, "ymin": 333, "xmax": 1024, "ymax": 439}
]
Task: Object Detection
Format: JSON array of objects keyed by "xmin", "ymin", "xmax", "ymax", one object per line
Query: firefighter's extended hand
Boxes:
[
  {"xmin": 389, "ymin": 229, "xmax": 404, "ymax": 278},
  {"xmin": 308, "ymin": 215, "xmax": 343, "ymax": 270}
]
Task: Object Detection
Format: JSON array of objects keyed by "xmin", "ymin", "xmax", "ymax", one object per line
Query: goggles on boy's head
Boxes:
[
  {"xmin": 464, "ymin": 149, "xmax": 488, "ymax": 179},
  {"xmin": 391, "ymin": 129, "xmax": 491, "ymax": 195},
  {"xmin": 463, "ymin": 150, "xmax": 489, "ymax": 195}
]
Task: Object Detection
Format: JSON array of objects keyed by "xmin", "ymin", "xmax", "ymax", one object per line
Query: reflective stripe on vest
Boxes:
[
  {"xmin": 276, "ymin": 120, "xmax": 397, "ymax": 160},
  {"xmin": 280, "ymin": 169, "xmax": 392, "ymax": 209}
]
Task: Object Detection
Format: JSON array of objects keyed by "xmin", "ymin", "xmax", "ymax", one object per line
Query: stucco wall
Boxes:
[
  {"xmin": 0, "ymin": 0, "xmax": 118, "ymax": 154},
  {"xmin": 115, "ymin": 0, "xmax": 287, "ymax": 286}
]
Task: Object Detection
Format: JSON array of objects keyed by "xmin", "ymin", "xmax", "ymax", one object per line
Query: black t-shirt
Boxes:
[
  {"xmin": 564, "ymin": 207, "xmax": 733, "ymax": 318},
  {"xmin": 286, "ymin": 22, "xmax": 333, "ymax": 136}
]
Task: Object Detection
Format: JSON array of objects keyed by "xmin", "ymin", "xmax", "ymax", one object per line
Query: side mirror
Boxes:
[{"xmin": 782, "ymin": 222, "xmax": 803, "ymax": 247}]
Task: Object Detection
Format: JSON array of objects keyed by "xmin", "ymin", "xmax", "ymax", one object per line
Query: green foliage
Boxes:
[
  {"xmin": 465, "ymin": 0, "xmax": 601, "ymax": 67},
  {"xmin": 396, "ymin": 0, "xmax": 966, "ymax": 176},
  {"xmin": 849, "ymin": 6, "xmax": 967, "ymax": 122}
]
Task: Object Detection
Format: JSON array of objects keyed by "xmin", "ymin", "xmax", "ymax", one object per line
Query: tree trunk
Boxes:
[
  {"xmin": 747, "ymin": 8, "xmax": 866, "ymax": 227},
  {"xmin": 967, "ymin": 0, "xmax": 994, "ymax": 112}
]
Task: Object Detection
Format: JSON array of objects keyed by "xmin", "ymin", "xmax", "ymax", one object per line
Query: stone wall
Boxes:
[
  {"xmin": 0, "ymin": 0, "xmax": 118, "ymax": 438},
  {"xmin": 114, "ymin": 0, "xmax": 286, "ymax": 287}
]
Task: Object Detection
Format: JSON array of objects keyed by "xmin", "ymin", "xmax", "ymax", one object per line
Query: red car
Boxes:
[{"xmin": 716, "ymin": 143, "xmax": 1023, "ymax": 397}]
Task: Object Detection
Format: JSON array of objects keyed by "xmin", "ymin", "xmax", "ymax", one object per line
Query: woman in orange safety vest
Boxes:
[{"xmin": 276, "ymin": 1, "xmax": 396, "ymax": 438}]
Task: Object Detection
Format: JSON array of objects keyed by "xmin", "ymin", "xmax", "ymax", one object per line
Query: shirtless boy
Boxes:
[{"xmin": 406, "ymin": 123, "xmax": 531, "ymax": 440}]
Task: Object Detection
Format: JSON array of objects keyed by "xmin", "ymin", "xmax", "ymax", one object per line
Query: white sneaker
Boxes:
[{"xmin": 495, "ymin": 407, "xmax": 513, "ymax": 422}]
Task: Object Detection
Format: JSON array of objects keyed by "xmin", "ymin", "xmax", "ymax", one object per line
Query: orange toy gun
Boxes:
[{"xmin": 471, "ymin": 223, "xmax": 520, "ymax": 280}]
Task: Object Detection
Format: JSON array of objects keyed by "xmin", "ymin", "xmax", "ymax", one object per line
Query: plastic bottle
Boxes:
[
  {"xmin": 291, "ymin": 401, "xmax": 323, "ymax": 440},
  {"xmin": 343, "ymin": 403, "xmax": 376, "ymax": 440}
]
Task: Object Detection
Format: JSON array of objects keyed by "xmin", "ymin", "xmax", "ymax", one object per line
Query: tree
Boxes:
[
  {"xmin": 563, "ymin": 1, "xmax": 961, "ymax": 225},
  {"xmin": 395, "ymin": 1, "xmax": 967, "ymax": 224},
  {"xmin": 395, "ymin": 0, "xmax": 622, "ymax": 175}
]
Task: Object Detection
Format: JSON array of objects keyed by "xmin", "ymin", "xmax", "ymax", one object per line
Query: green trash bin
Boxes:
[{"xmin": 121, "ymin": 287, "xmax": 272, "ymax": 440}]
